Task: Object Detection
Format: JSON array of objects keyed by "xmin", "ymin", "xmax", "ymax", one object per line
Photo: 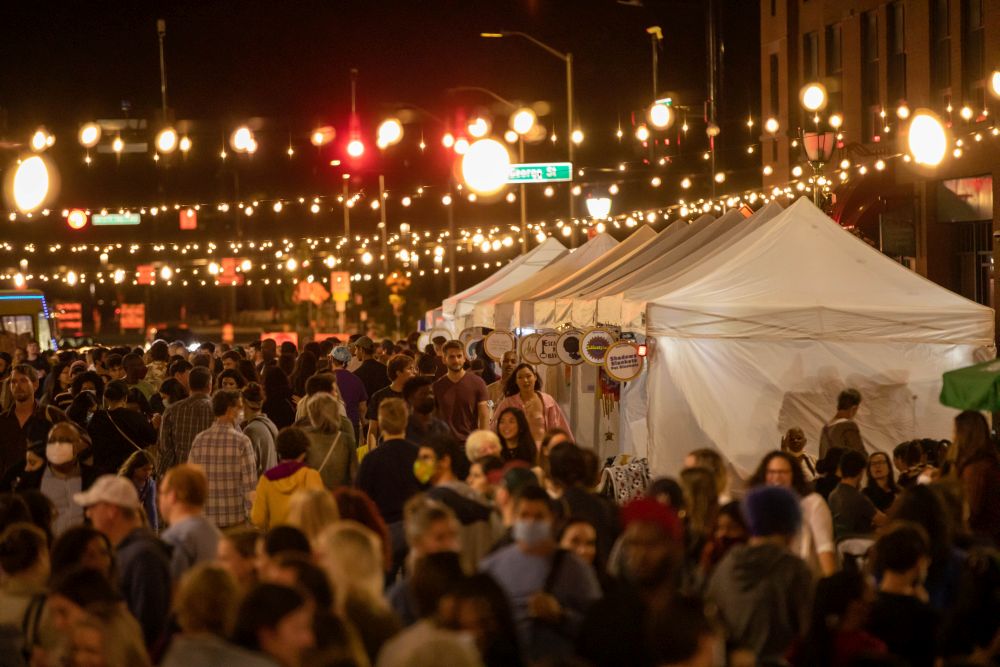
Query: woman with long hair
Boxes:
[
  {"xmin": 493, "ymin": 407, "xmax": 538, "ymax": 465},
  {"xmin": 303, "ymin": 393, "xmax": 357, "ymax": 488},
  {"xmin": 261, "ymin": 366, "xmax": 296, "ymax": 430},
  {"xmin": 862, "ymin": 451, "xmax": 899, "ymax": 513},
  {"xmin": 950, "ymin": 411, "xmax": 1000, "ymax": 546},
  {"xmin": 68, "ymin": 602, "xmax": 151, "ymax": 667},
  {"xmin": 42, "ymin": 361, "xmax": 73, "ymax": 408},
  {"xmin": 289, "ymin": 351, "xmax": 317, "ymax": 399},
  {"xmin": 118, "ymin": 450, "xmax": 158, "ymax": 531},
  {"xmin": 331, "ymin": 487, "xmax": 392, "ymax": 571},
  {"xmin": 491, "ymin": 363, "xmax": 572, "ymax": 445},
  {"xmin": 750, "ymin": 450, "xmax": 837, "ymax": 577},
  {"xmin": 679, "ymin": 466, "xmax": 719, "ymax": 575}
]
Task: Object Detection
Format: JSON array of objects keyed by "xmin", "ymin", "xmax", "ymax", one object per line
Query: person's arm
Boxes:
[
  {"xmin": 250, "ymin": 477, "xmax": 268, "ymax": 528},
  {"xmin": 477, "ymin": 401, "xmax": 491, "ymax": 431},
  {"xmin": 807, "ymin": 494, "xmax": 838, "ymax": 576},
  {"xmin": 240, "ymin": 441, "xmax": 257, "ymax": 510}
]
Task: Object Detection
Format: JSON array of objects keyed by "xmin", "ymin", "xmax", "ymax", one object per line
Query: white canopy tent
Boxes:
[
  {"xmin": 509, "ymin": 226, "xmax": 657, "ymax": 330},
  {"xmin": 468, "ymin": 232, "xmax": 619, "ymax": 330},
  {"xmin": 533, "ymin": 215, "xmax": 714, "ymax": 329},
  {"xmin": 440, "ymin": 236, "xmax": 566, "ymax": 335},
  {"xmin": 601, "ymin": 202, "xmax": 786, "ymax": 330},
  {"xmin": 570, "ymin": 209, "xmax": 748, "ymax": 329},
  {"xmin": 643, "ymin": 197, "xmax": 995, "ymax": 475}
]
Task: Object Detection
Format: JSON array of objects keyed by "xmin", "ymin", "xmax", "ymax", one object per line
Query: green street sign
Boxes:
[
  {"xmin": 92, "ymin": 213, "xmax": 141, "ymax": 226},
  {"xmin": 507, "ymin": 162, "xmax": 573, "ymax": 184}
]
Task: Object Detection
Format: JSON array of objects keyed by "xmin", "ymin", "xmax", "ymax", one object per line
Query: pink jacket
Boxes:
[{"xmin": 491, "ymin": 391, "xmax": 573, "ymax": 444}]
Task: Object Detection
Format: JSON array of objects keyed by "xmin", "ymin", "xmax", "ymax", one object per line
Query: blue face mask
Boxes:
[{"xmin": 512, "ymin": 519, "xmax": 552, "ymax": 547}]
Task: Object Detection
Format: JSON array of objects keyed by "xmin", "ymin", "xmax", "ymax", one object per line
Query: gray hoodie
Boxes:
[
  {"xmin": 706, "ymin": 542, "xmax": 813, "ymax": 666},
  {"xmin": 242, "ymin": 414, "xmax": 278, "ymax": 478}
]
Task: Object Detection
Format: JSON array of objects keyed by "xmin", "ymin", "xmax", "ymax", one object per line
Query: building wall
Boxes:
[{"xmin": 762, "ymin": 0, "xmax": 1000, "ymax": 332}]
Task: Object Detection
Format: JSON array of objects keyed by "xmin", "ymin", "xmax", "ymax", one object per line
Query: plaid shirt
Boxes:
[
  {"xmin": 157, "ymin": 394, "xmax": 214, "ymax": 476},
  {"xmin": 188, "ymin": 421, "xmax": 257, "ymax": 528}
]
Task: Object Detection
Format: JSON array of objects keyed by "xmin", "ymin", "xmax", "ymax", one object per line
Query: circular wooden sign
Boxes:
[
  {"xmin": 459, "ymin": 327, "xmax": 485, "ymax": 347},
  {"xmin": 603, "ymin": 341, "xmax": 644, "ymax": 382},
  {"xmin": 536, "ymin": 332, "xmax": 561, "ymax": 366},
  {"xmin": 483, "ymin": 330, "xmax": 516, "ymax": 361},
  {"xmin": 556, "ymin": 329, "xmax": 584, "ymax": 365},
  {"xmin": 520, "ymin": 333, "xmax": 542, "ymax": 365},
  {"xmin": 581, "ymin": 329, "xmax": 615, "ymax": 365}
]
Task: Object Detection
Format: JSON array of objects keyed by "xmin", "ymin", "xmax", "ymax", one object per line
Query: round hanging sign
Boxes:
[
  {"xmin": 520, "ymin": 333, "xmax": 542, "ymax": 365},
  {"xmin": 556, "ymin": 329, "xmax": 584, "ymax": 365},
  {"xmin": 536, "ymin": 332, "xmax": 561, "ymax": 366},
  {"xmin": 603, "ymin": 341, "xmax": 644, "ymax": 382},
  {"xmin": 483, "ymin": 330, "xmax": 516, "ymax": 361},
  {"xmin": 459, "ymin": 327, "xmax": 485, "ymax": 347},
  {"xmin": 581, "ymin": 329, "xmax": 615, "ymax": 365}
]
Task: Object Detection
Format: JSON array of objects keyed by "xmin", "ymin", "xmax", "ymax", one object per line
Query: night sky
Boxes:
[{"xmin": 0, "ymin": 0, "xmax": 760, "ymax": 325}]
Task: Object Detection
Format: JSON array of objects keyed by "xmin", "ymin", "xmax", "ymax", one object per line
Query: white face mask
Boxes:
[{"xmin": 46, "ymin": 441, "xmax": 75, "ymax": 465}]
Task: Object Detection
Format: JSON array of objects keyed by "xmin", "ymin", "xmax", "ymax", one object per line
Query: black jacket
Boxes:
[
  {"xmin": 0, "ymin": 461, "xmax": 99, "ymax": 493},
  {"xmin": 87, "ymin": 408, "xmax": 157, "ymax": 476}
]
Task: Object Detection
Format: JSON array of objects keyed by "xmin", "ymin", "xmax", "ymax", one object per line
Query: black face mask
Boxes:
[{"xmin": 415, "ymin": 396, "xmax": 436, "ymax": 415}]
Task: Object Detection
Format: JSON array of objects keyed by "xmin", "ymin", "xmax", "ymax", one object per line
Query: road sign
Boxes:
[
  {"xmin": 93, "ymin": 212, "xmax": 141, "ymax": 226},
  {"xmin": 506, "ymin": 162, "xmax": 573, "ymax": 184}
]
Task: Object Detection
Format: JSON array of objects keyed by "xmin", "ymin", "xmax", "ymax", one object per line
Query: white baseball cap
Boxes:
[{"xmin": 73, "ymin": 475, "xmax": 141, "ymax": 510}]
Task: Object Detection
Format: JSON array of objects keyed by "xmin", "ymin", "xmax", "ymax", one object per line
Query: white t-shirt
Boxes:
[{"xmin": 791, "ymin": 492, "xmax": 835, "ymax": 575}]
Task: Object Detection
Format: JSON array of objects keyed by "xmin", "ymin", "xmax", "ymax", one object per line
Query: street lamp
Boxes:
[
  {"xmin": 799, "ymin": 82, "xmax": 828, "ymax": 112},
  {"xmin": 907, "ymin": 110, "xmax": 948, "ymax": 166},
  {"xmin": 450, "ymin": 85, "xmax": 533, "ymax": 251},
  {"xmin": 482, "ymin": 30, "xmax": 575, "ymax": 219},
  {"xmin": 800, "ymin": 129, "xmax": 836, "ymax": 207}
]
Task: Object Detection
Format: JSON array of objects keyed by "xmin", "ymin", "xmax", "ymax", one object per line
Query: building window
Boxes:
[
  {"xmin": 887, "ymin": 2, "xmax": 907, "ymax": 104},
  {"xmin": 931, "ymin": 0, "xmax": 951, "ymax": 92},
  {"xmin": 825, "ymin": 23, "xmax": 843, "ymax": 75},
  {"xmin": 803, "ymin": 31, "xmax": 819, "ymax": 81},
  {"xmin": 769, "ymin": 53, "xmax": 780, "ymax": 118},
  {"xmin": 962, "ymin": 0, "xmax": 985, "ymax": 108},
  {"xmin": 861, "ymin": 10, "xmax": 880, "ymax": 141}
]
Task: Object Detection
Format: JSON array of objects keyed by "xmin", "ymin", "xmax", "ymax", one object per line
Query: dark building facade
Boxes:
[{"xmin": 762, "ymin": 0, "xmax": 1000, "ymax": 331}]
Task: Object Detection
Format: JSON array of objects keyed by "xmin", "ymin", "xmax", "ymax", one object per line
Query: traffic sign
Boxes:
[
  {"xmin": 93, "ymin": 212, "xmax": 141, "ymax": 226},
  {"xmin": 507, "ymin": 162, "xmax": 573, "ymax": 184}
]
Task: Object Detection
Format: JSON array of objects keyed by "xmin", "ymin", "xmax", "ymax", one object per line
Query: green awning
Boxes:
[{"xmin": 941, "ymin": 359, "xmax": 1000, "ymax": 411}]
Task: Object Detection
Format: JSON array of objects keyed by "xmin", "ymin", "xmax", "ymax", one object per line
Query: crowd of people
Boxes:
[{"xmin": 0, "ymin": 334, "xmax": 997, "ymax": 667}]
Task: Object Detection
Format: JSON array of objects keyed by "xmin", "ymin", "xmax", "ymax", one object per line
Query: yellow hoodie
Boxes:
[{"xmin": 250, "ymin": 461, "xmax": 325, "ymax": 530}]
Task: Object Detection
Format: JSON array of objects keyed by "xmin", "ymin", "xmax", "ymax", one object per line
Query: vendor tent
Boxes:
[
  {"xmin": 534, "ymin": 214, "xmax": 714, "ymax": 329},
  {"xmin": 440, "ymin": 236, "xmax": 566, "ymax": 334},
  {"xmin": 602, "ymin": 201, "xmax": 786, "ymax": 330},
  {"xmin": 468, "ymin": 232, "xmax": 619, "ymax": 330},
  {"xmin": 571, "ymin": 208, "xmax": 748, "ymax": 329},
  {"xmin": 510, "ymin": 225, "xmax": 657, "ymax": 330},
  {"xmin": 643, "ymin": 197, "xmax": 995, "ymax": 475}
]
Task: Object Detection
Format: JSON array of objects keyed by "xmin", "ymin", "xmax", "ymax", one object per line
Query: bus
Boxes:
[{"xmin": 0, "ymin": 290, "xmax": 58, "ymax": 351}]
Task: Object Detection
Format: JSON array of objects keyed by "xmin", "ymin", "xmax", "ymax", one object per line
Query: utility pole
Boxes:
[
  {"xmin": 157, "ymin": 19, "xmax": 168, "ymax": 117},
  {"xmin": 707, "ymin": 0, "xmax": 718, "ymax": 199},
  {"xmin": 378, "ymin": 175, "xmax": 389, "ymax": 276}
]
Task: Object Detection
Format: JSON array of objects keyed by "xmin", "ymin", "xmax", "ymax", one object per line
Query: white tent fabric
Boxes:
[
  {"xmin": 644, "ymin": 197, "xmax": 996, "ymax": 475},
  {"xmin": 510, "ymin": 226, "xmax": 657, "ymax": 330},
  {"xmin": 440, "ymin": 236, "xmax": 566, "ymax": 333},
  {"xmin": 533, "ymin": 215, "xmax": 712, "ymax": 329},
  {"xmin": 449, "ymin": 237, "xmax": 568, "ymax": 332},
  {"xmin": 468, "ymin": 232, "xmax": 619, "ymax": 330},
  {"xmin": 572, "ymin": 209, "xmax": 747, "ymax": 329},
  {"xmin": 605, "ymin": 202, "xmax": 786, "ymax": 330}
]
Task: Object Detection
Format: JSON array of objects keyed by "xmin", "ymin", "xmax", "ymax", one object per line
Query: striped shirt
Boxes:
[
  {"xmin": 188, "ymin": 421, "xmax": 257, "ymax": 528},
  {"xmin": 157, "ymin": 394, "xmax": 214, "ymax": 476}
]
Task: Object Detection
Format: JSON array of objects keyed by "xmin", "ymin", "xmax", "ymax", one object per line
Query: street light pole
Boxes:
[{"xmin": 481, "ymin": 31, "xmax": 575, "ymax": 221}]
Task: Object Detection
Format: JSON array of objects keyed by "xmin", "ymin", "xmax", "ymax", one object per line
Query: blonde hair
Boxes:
[
  {"xmin": 73, "ymin": 603, "xmax": 151, "ymax": 667},
  {"xmin": 174, "ymin": 564, "xmax": 240, "ymax": 636},
  {"xmin": 314, "ymin": 520, "xmax": 384, "ymax": 612},
  {"xmin": 378, "ymin": 397, "xmax": 408, "ymax": 436},
  {"xmin": 285, "ymin": 488, "xmax": 340, "ymax": 542},
  {"xmin": 307, "ymin": 393, "xmax": 342, "ymax": 434}
]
